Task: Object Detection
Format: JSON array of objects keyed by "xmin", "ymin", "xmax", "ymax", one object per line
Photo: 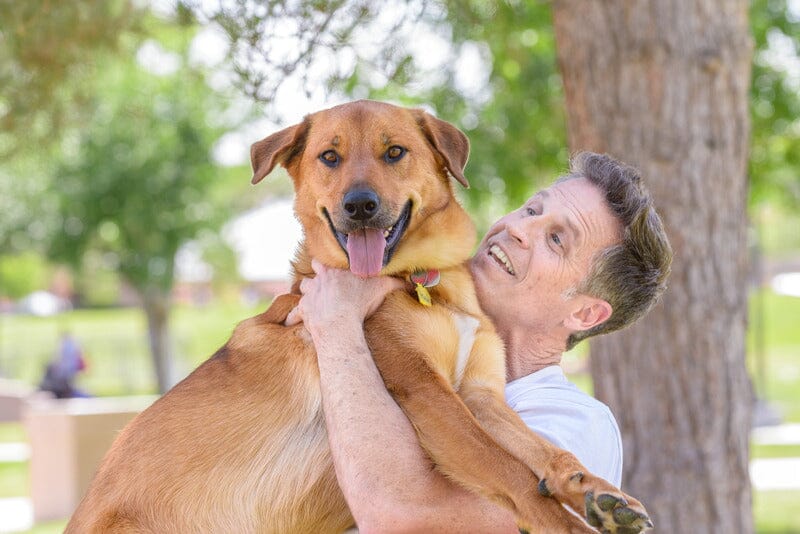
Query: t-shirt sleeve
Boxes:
[{"xmin": 513, "ymin": 397, "xmax": 623, "ymax": 488}]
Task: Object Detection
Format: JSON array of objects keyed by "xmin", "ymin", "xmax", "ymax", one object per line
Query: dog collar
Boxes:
[{"xmin": 410, "ymin": 269, "xmax": 440, "ymax": 307}]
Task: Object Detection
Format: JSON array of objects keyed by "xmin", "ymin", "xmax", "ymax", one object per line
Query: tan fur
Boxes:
[{"xmin": 67, "ymin": 101, "xmax": 638, "ymax": 533}]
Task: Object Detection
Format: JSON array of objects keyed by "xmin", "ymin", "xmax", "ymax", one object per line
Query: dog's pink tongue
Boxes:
[{"xmin": 347, "ymin": 228, "xmax": 386, "ymax": 277}]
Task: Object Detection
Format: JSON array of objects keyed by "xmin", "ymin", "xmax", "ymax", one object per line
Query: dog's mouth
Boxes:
[{"xmin": 323, "ymin": 200, "xmax": 413, "ymax": 277}]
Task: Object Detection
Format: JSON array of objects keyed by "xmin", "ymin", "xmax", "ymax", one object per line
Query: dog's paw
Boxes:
[
  {"xmin": 537, "ymin": 459, "xmax": 652, "ymax": 534},
  {"xmin": 584, "ymin": 491, "xmax": 653, "ymax": 533}
]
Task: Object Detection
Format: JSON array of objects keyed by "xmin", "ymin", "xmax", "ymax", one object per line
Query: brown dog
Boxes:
[{"xmin": 66, "ymin": 100, "xmax": 651, "ymax": 533}]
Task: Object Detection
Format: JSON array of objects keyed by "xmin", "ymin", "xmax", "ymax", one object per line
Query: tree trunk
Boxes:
[
  {"xmin": 552, "ymin": 2, "xmax": 753, "ymax": 532},
  {"xmin": 141, "ymin": 289, "xmax": 174, "ymax": 394}
]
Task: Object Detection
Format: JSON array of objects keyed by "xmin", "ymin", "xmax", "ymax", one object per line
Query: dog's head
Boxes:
[{"xmin": 251, "ymin": 100, "xmax": 476, "ymax": 277}]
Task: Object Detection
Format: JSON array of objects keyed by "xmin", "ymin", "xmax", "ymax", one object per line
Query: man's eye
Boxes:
[
  {"xmin": 526, "ymin": 207, "xmax": 538, "ymax": 216},
  {"xmin": 550, "ymin": 233, "xmax": 562, "ymax": 247},
  {"xmin": 320, "ymin": 150, "xmax": 340, "ymax": 167}
]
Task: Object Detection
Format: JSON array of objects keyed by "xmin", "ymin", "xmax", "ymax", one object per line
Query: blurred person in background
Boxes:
[{"xmin": 39, "ymin": 331, "xmax": 90, "ymax": 399}]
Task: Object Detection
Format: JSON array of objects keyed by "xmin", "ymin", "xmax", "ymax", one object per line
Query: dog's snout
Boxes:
[{"xmin": 343, "ymin": 189, "xmax": 381, "ymax": 221}]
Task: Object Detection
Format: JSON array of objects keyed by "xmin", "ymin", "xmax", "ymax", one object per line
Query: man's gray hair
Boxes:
[{"xmin": 560, "ymin": 152, "xmax": 673, "ymax": 350}]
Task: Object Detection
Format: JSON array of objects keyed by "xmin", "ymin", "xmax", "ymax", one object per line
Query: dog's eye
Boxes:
[
  {"xmin": 319, "ymin": 150, "xmax": 340, "ymax": 167},
  {"xmin": 384, "ymin": 145, "xmax": 406, "ymax": 163}
]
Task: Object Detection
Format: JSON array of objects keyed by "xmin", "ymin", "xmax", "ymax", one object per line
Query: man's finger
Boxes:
[
  {"xmin": 284, "ymin": 307, "xmax": 302, "ymax": 326},
  {"xmin": 299, "ymin": 277, "xmax": 312, "ymax": 294},
  {"xmin": 311, "ymin": 259, "xmax": 326, "ymax": 275},
  {"xmin": 386, "ymin": 277, "xmax": 406, "ymax": 292}
]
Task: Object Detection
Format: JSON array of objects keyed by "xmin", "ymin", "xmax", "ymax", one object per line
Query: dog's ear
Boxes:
[
  {"xmin": 250, "ymin": 120, "xmax": 309, "ymax": 185},
  {"xmin": 414, "ymin": 111, "xmax": 470, "ymax": 188}
]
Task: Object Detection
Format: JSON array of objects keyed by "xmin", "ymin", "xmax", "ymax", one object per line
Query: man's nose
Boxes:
[{"xmin": 505, "ymin": 217, "xmax": 529, "ymax": 248}]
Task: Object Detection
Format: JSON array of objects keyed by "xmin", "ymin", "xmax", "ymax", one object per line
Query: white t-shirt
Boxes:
[{"xmin": 504, "ymin": 365, "xmax": 623, "ymax": 487}]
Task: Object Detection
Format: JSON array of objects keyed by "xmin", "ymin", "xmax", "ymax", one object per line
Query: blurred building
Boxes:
[{"xmin": 175, "ymin": 197, "xmax": 302, "ymax": 304}]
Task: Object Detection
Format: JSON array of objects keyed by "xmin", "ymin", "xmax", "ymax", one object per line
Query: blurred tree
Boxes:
[
  {"xmin": 188, "ymin": 0, "xmax": 566, "ymax": 227},
  {"xmin": 0, "ymin": 0, "xmax": 142, "ymax": 159},
  {"xmin": 189, "ymin": 0, "xmax": 421, "ymax": 108},
  {"xmin": 50, "ymin": 24, "xmax": 231, "ymax": 393},
  {"xmin": 375, "ymin": 1, "xmax": 568, "ymax": 227},
  {"xmin": 196, "ymin": 0, "xmax": 799, "ymax": 218},
  {"xmin": 749, "ymin": 0, "xmax": 800, "ymax": 208},
  {"xmin": 553, "ymin": 1, "xmax": 753, "ymax": 532},
  {"xmin": 0, "ymin": 253, "xmax": 50, "ymax": 300}
]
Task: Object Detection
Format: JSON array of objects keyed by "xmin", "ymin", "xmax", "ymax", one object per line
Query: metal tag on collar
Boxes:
[{"xmin": 410, "ymin": 269, "xmax": 440, "ymax": 307}]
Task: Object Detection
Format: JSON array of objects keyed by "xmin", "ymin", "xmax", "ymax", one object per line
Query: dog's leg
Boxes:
[
  {"xmin": 365, "ymin": 336, "xmax": 595, "ymax": 532},
  {"xmin": 459, "ymin": 382, "xmax": 653, "ymax": 534}
]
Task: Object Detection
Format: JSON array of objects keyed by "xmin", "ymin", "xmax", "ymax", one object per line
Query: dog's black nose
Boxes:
[{"xmin": 343, "ymin": 189, "xmax": 380, "ymax": 221}]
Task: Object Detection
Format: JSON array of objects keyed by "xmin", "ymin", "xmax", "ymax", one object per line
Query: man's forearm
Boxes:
[
  {"xmin": 315, "ymin": 323, "xmax": 439, "ymax": 526},
  {"xmin": 314, "ymin": 321, "xmax": 517, "ymax": 533}
]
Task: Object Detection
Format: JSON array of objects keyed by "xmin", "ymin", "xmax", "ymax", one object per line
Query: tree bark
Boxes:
[
  {"xmin": 141, "ymin": 288, "xmax": 174, "ymax": 394},
  {"xmin": 552, "ymin": 1, "xmax": 753, "ymax": 532}
]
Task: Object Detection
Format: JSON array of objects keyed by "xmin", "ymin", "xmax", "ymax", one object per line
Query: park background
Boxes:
[{"xmin": 0, "ymin": 0, "xmax": 799, "ymax": 532}]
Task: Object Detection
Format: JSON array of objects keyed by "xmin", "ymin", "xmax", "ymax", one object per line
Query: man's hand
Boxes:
[{"xmin": 285, "ymin": 259, "xmax": 405, "ymax": 341}]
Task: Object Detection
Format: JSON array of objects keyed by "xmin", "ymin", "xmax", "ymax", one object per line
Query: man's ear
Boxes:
[
  {"xmin": 563, "ymin": 296, "xmax": 613, "ymax": 332},
  {"xmin": 250, "ymin": 119, "xmax": 309, "ymax": 185}
]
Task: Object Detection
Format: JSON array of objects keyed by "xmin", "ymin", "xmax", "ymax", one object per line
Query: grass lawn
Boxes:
[
  {"xmin": 747, "ymin": 290, "xmax": 800, "ymax": 422},
  {"xmin": 0, "ymin": 460, "xmax": 26, "ymax": 498},
  {"xmin": 753, "ymin": 491, "xmax": 800, "ymax": 533},
  {"xmin": 0, "ymin": 301, "xmax": 266, "ymax": 396}
]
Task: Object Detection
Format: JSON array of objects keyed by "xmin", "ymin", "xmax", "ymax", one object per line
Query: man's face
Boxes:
[{"xmin": 470, "ymin": 177, "xmax": 622, "ymax": 337}]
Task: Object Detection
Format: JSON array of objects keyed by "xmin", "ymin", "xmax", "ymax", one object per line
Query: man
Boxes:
[{"xmin": 287, "ymin": 152, "xmax": 672, "ymax": 532}]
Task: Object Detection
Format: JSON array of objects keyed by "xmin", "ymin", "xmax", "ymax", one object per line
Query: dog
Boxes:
[{"xmin": 66, "ymin": 100, "xmax": 651, "ymax": 533}]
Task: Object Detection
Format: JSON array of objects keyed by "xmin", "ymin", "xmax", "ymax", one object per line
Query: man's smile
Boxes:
[{"xmin": 488, "ymin": 243, "xmax": 515, "ymax": 275}]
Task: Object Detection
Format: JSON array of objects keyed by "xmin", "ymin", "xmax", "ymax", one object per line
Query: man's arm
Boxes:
[{"xmin": 289, "ymin": 262, "xmax": 518, "ymax": 533}]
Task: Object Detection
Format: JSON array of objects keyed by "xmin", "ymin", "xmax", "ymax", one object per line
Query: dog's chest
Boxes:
[{"xmin": 451, "ymin": 312, "xmax": 480, "ymax": 390}]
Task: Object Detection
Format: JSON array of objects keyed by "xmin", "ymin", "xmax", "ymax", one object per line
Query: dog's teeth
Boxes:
[{"xmin": 383, "ymin": 230, "xmax": 390, "ymax": 238}]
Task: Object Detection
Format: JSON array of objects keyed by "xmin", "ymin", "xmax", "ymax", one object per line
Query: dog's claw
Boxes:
[{"xmin": 570, "ymin": 471, "xmax": 584, "ymax": 483}]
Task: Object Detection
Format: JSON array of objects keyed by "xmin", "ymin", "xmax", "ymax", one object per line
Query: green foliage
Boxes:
[
  {"xmin": 191, "ymin": 0, "xmax": 421, "ymax": 106},
  {"xmin": 193, "ymin": 0, "xmax": 565, "ymax": 228},
  {"xmin": 0, "ymin": 152, "xmax": 61, "ymax": 254},
  {"xmin": 49, "ymin": 40, "xmax": 228, "ymax": 295},
  {"xmin": 197, "ymin": 0, "xmax": 800, "ymax": 224},
  {"xmin": 0, "ymin": 0, "xmax": 142, "ymax": 159},
  {"xmin": 73, "ymin": 256, "xmax": 124, "ymax": 308},
  {"xmin": 361, "ymin": 1, "xmax": 566, "ymax": 226},
  {"xmin": 0, "ymin": 253, "xmax": 50, "ymax": 299},
  {"xmin": 435, "ymin": 1, "xmax": 567, "ymax": 222},
  {"xmin": 749, "ymin": 0, "xmax": 800, "ymax": 208}
]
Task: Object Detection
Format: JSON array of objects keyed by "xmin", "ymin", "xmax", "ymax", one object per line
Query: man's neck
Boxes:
[{"xmin": 501, "ymin": 327, "xmax": 564, "ymax": 382}]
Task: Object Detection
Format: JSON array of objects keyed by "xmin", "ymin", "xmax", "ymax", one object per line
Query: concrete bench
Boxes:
[
  {"xmin": 0, "ymin": 378, "xmax": 35, "ymax": 422},
  {"xmin": 22, "ymin": 395, "xmax": 157, "ymax": 521}
]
